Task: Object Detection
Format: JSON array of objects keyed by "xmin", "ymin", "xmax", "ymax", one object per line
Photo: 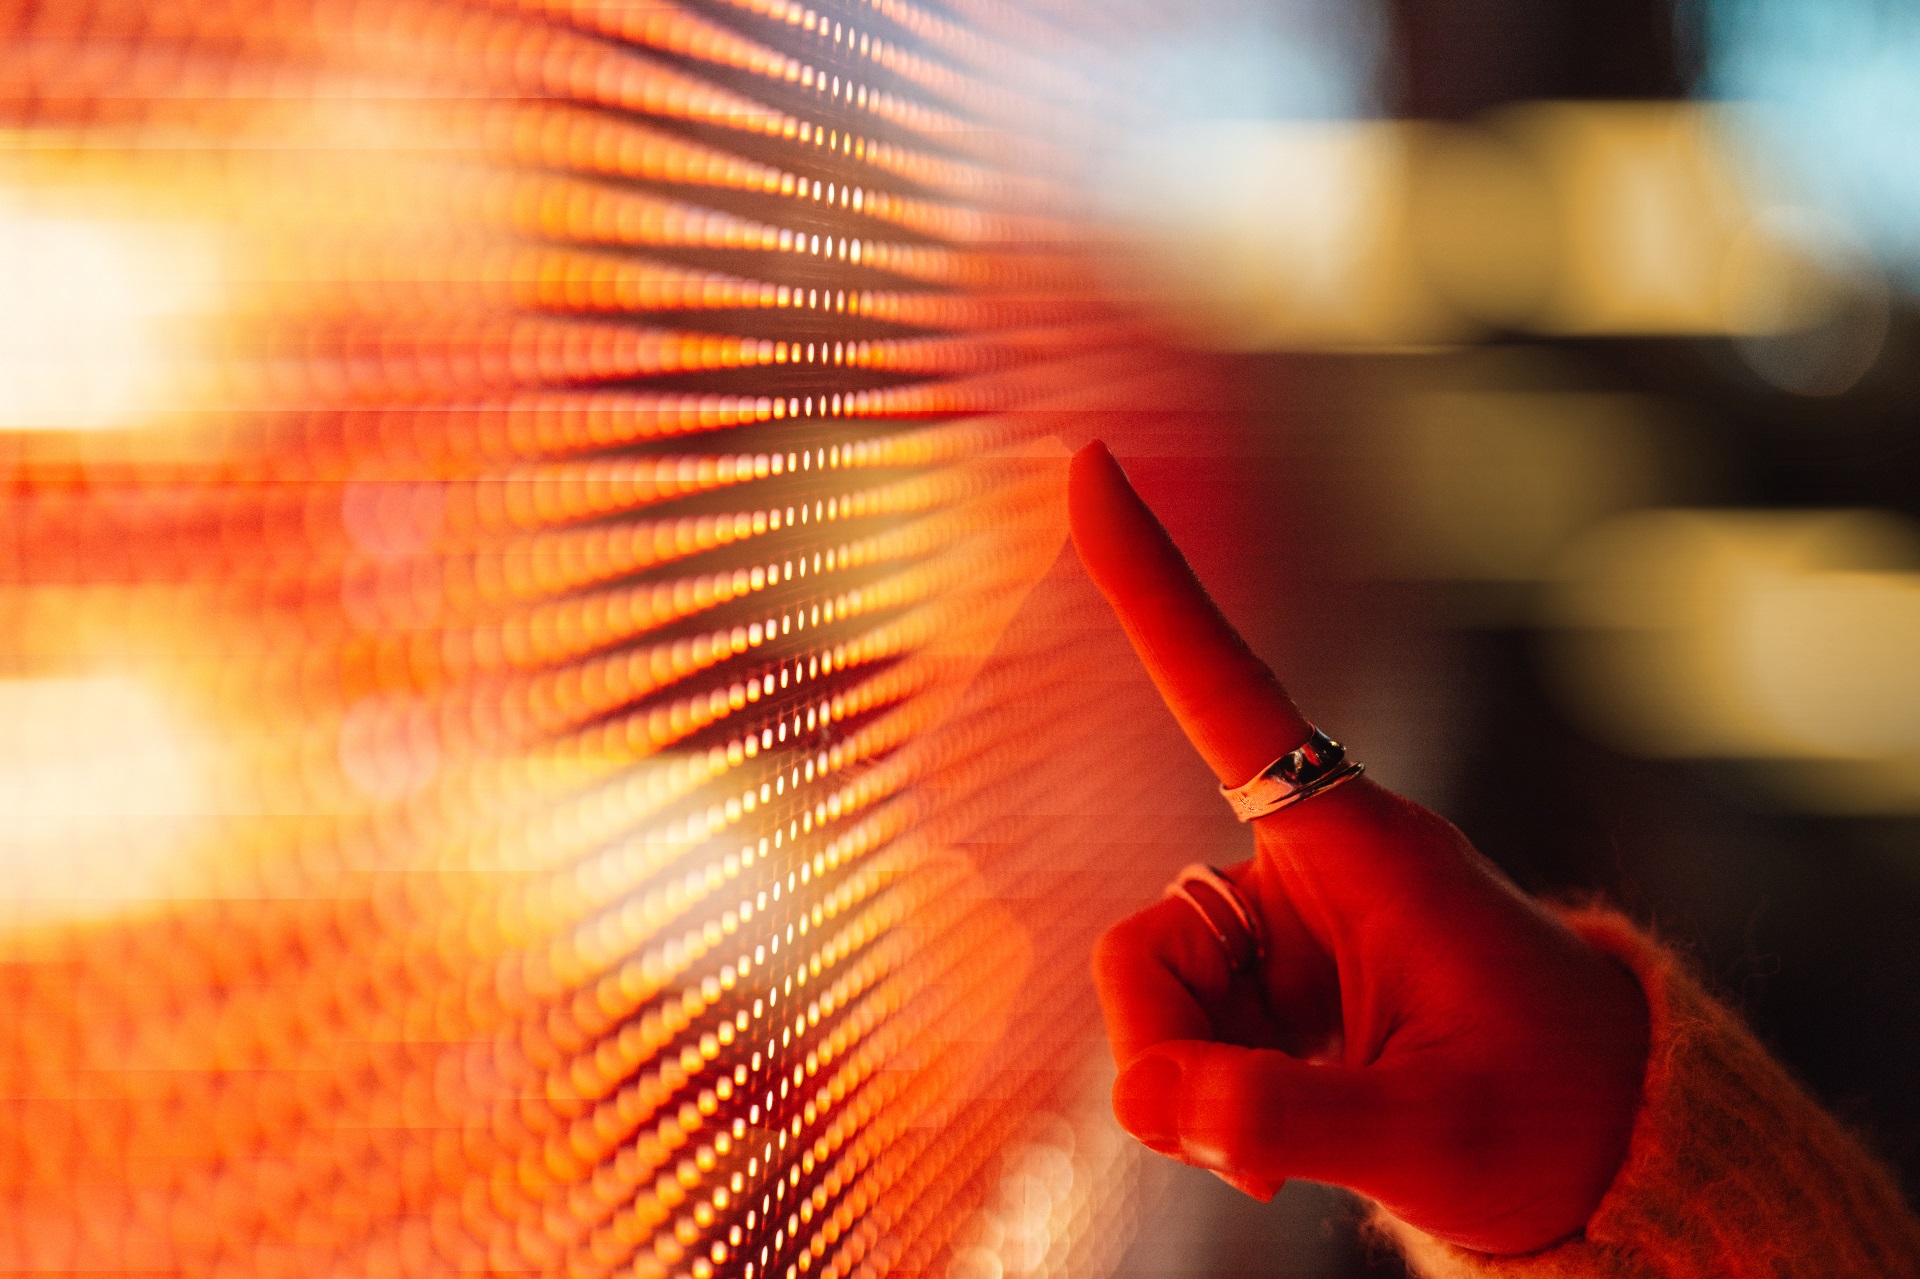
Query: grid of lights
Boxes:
[{"xmin": 0, "ymin": 1, "xmax": 1211, "ymax": 1277}]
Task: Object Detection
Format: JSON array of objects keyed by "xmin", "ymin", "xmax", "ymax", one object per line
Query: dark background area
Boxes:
[{"xmin": 1105, "ymin": 0, "xmax": 1920, "ymax": 1272}]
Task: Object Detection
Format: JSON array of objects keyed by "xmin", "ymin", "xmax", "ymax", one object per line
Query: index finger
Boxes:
[{"xmin": 1068, "ymin": 440, "xmax": 1310, "ymax": 785}]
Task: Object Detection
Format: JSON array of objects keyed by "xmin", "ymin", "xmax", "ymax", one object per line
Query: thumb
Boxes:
[{"xmin": 1112, "ymin": 1040, "xmax": 1412, "ymax": 1200}]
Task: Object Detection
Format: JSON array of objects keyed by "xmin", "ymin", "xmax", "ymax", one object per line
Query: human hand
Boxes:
[{"xmin": 1072, "ymin": 441, "xmax": 1648, "ymax": 1255}]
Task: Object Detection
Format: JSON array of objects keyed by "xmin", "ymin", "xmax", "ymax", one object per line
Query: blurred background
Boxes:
[
  {"xmin": 2, "ymin": 0, "xmax": 1917, "ymax": 1275},
  {"xmin": 1093, "ymin": 0, "xmax": 1920, "ymax": 1274}
]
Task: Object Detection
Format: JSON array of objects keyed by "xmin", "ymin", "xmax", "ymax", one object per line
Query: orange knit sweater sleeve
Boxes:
[{"xmin": 1372, "ymin": 910, "xmax": 1920, "ymax": 1279}]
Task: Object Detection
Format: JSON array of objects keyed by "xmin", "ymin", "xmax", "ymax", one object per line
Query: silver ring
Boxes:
[
  {"xmin": 1164, "ymin": 864, "xmax": 1267, "ymax": 972},
  {"xmin": 1219, "ymin": 725, "xmax": 1363, "ymax": 823}
]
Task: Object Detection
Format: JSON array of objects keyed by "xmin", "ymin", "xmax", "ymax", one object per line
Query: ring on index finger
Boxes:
[
  {"xmin": 1219, "ymin": 725, "xmax": 1364, "ymax": 823},
  {"xmin": 1165, "ymin": 864, "xmax": 1267, "ymax": 973}
]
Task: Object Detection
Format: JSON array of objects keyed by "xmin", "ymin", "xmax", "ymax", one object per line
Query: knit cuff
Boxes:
[{"xmin": 1372, "ymin": 909, "xmax": 1920, "ymax": 1279}]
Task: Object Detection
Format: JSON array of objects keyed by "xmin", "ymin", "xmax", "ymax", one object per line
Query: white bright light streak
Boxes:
[
  {"xmin": 0, "ymin": 198, "xmax": 218, "ymax": 431},
  {"xmin": 0, "ymin": 675, "xmax": 207, "ymax": 926}
]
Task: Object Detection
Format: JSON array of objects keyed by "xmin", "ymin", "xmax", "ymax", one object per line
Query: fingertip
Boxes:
[{"xmin": 1067, "ymin": 439, "xmax": 1131, "ymax": 553}]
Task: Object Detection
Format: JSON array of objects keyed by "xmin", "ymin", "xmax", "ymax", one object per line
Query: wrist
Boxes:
[{"xmin": 1376, "ymin": 909, "xmax": 1920, "ymax": 1276}]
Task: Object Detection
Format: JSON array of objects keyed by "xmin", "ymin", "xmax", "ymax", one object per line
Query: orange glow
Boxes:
[{"xmin": 0, "ymin": 0, "xmax": 1194, "ymax": 1276}]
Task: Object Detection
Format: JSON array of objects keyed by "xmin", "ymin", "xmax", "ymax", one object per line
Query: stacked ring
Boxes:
[{"xmin": 1164, "ymin": 864, "xmax": 1267, "ymax": 973}]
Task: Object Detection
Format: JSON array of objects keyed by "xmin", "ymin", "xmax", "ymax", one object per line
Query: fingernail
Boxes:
[
  {"xmin": 1112, "ymin": 1052, "xmax": 1182, "ymax": 1153},
  {"xmin": 1209, "ymin": 1169, "xmax": 1279, "ymax": 1202}
]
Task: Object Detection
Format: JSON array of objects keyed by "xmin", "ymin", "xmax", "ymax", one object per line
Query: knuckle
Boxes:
[
  {"xmin": 1090, "ymin": 913, "xmax": 1156, "ymax": 979},
  {"xmin": 1097, "ymin": 900, "xmax": 1175, "ymax": 951},
  {"xmin": 1089, "ymin": 927, "xmax": 1129, "ymax": 978}
]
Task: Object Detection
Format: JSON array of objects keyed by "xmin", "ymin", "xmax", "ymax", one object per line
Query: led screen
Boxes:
[{"xmin": 0, "ymin": 2, "xmax": 1209, "ymax": 1276}]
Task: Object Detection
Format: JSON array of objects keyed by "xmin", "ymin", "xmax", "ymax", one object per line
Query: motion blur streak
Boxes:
[
  {"xmin": 1545, "ymin": 510, "xmax": 1920, "ymax": 813},
  {"xmin": 1110, "ymin": 104, "xmax": 1882, "ymax": 353},
  {"xmin": 0, "ymin": 3, "xmax": 1205, "ymax": 1277}
]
